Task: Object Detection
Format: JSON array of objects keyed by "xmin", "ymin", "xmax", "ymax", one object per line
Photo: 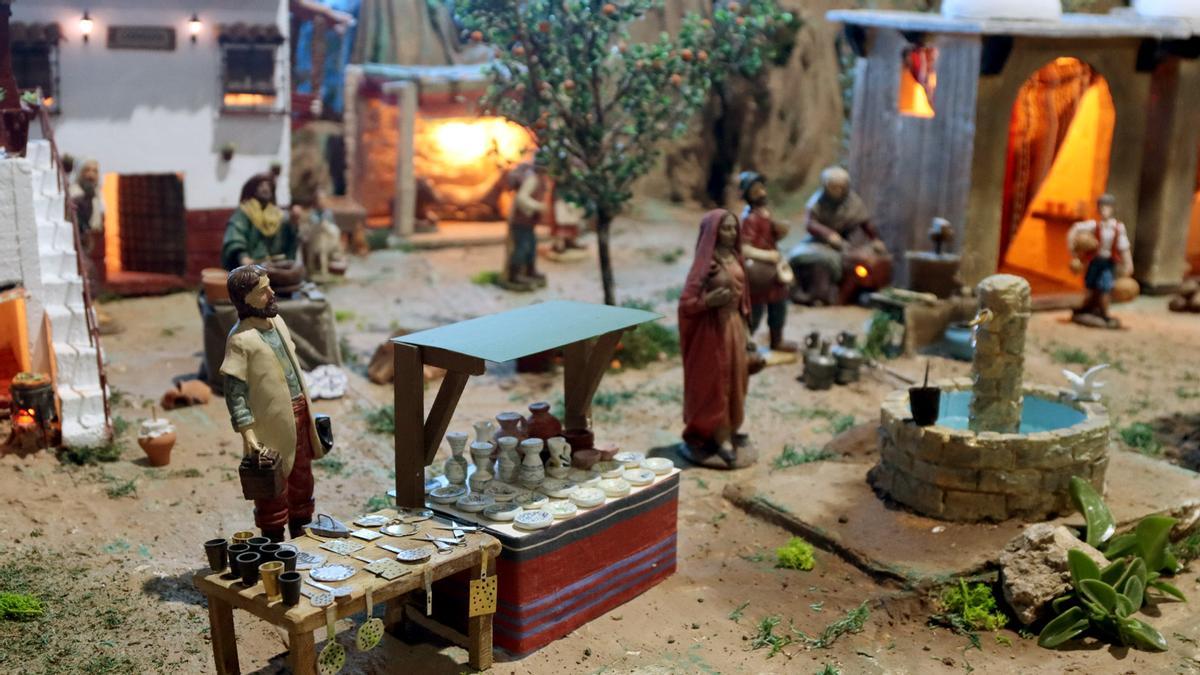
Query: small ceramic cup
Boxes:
[
  {"xmin": 231, "ymin": 531, "xmax": 254, "ymax": 545},
  {"xmin": 236, "ymin": 552, "xmax": 261, "ymax": 586},
  {"xmin": 246, "ymin": 536, "xmax": 271, "ymax": 553},
  {"xmin": 204, "ymin": 538, "xmax": 228, "ymax": 573},
  {"xmin": 227, "ymin": 543, "xmax": 251, "ymax": 577},
  {"xmin": 259, "ymin": 543, "xmax": 282, "ymax": 563},
  {"xmin": 274, "ymin": 548, "xmax": 298, "ymax": 572},
  {"xmin": 279, "ymin": 571, "xmax": 302, "ymax": 607},
  {"xmin": 259, "ymin": 561, "xmax": 284, "ymax": 601}
]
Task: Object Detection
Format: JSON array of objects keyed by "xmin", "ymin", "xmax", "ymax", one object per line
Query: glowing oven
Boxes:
[{"xmin": 413, "ymin": 116, "xmax": 534, "ymax": 221}]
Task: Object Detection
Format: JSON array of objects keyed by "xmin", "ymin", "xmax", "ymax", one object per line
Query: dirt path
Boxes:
[{"xmin": 1, "ymin": 203, "xmax": 1198, "ymax": 674}]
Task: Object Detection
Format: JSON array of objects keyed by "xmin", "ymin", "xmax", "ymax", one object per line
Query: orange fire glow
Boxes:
[
  {"xmin": 421, "ymin": 117, "xmax": 532, "ymax": 170},
  {"xmin": 854, "ymin": 264, "xmax": 869, "ymax": 279},
  {"xmin": 223, "ymin": 93, "xmax": 276, "ymax": 109},
  {"xmin": 899, "ymin": 69, "xmax": 936, "ymax": 118},
  {"xmin": 102, "ymin": 172, "xmax": 121, "ymax": 277},
  {"xmin": 14, "ymin": 408, "xmax": 36, "ymax": 427}
]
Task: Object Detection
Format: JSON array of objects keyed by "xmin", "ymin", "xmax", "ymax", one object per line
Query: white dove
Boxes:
[{"xmin": 1062, "ymin": 364, "xmax": 1109, "ymax": 401}]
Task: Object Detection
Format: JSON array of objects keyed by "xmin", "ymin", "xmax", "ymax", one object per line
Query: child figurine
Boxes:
[
  {"xmin": 677, "ymin": 210, "xmax": 756, "ymax": 469},
  {"xmin": 1067, "ymin": 193, "xmax": 1131, "ymax": 329},
  {"xmin": 738, "ymin": 171, "xmax": 797, "ymax": 353}
]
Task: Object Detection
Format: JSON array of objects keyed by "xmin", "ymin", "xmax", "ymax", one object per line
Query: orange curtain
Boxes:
[{"xmin": 1001, "ymin": 59, "xmax": 1100, "ymax": 259}]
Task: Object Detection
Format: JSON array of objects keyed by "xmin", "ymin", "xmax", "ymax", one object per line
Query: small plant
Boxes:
[
  {"xmin": 1118, "ymin": 422, "xmax": 1161, "ymax": 456},
  {"xmin": 1049, "ymin": 344, "xmax": 1092, "ymax": 365},
  {"xmin": 816, "ymin": 666, "xmax": 841, "ymax": 675},
  {"xmin": 749, "ymin": 615, "xmax": 792, "ymax": 657},
  {"xmin": 658, "ymin": 248, "xmax": 685, "ymax": 264},
  {"xmin": 796, "ymin": 601, "xmax": 870, "ymax": 649},
  {"xmin": 334, "ymin": 309, "xmax": 356, "ymax": 323},
  {"xmin": 471, "ymin": 270, "xmax": 501, "ymax": 285},
  {"xmin": 363, "ymin": 494, "xmax": 392, "ymax": 513},
  {"xmin": 861, "ymin": 311, "xmax": 895, "ymax": 360},
  {"xmin": 729, "ymin": 601, "xmax": 750, "ymax": 623},
  {"xmin": 613, "ymin": 299, "xmax": 679, "ymax": 369},
  {"xmin": 827, "ymin": 414, "xmax": 855, "ymax": 435},
  {"xmin": 932, "ymin": 579, "xmax": 1008, "ymax": 633},
  {"xmin": 364, "ymin": 228, "xmax": 391, "ymax": 252},
  {"xmin": 775, "ymin": 537, "xmax": 815, "ymax": 571},
  {"xmin": 314, "ymin": 455, "xmax": 347, "ymax": 475},
  {"xmin": 364, "ymin": 405, "xmax": 396, "ymax": 435},
  {"xmin": 0, "ymin": 592, "xmax": 44, "ymax": 621},
  {"xmin": 771, "ymin": 445, "xmax": 833, "ymax": 471},
  {"xmin": 1171, "ymin": 532, "xmax": 1200, "ymax": 565},
  {"xmin": 338, "ymin": 336, "xmax": 359, "ymax": 366},
  {"xmin": 59, "ymin": 440, "xmax": 123, "ymax": 466},
  {"xmin": 592, "ymin": 389, "xmax": 638, "ymax": 410}
]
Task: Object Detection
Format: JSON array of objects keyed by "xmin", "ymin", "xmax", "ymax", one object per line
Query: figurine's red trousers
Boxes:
[{"xmin": 252, "ymin": 397, "xmax": 316, "ymax": 532}]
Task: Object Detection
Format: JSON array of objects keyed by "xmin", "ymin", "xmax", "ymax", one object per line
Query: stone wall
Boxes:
[{"xmin": 870, "ymin": 380, "xmax": 1111, "ymax": 522}]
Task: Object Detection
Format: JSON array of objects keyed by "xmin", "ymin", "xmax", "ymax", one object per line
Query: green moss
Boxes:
[
  {"xmin": 364, "ymin": 405, "xmax": 396, "ymax": 435},
  {"xmin": 771, "ymin": 445, "xmax": 833, "ymax": 471},
  {"xmin": 775, "ymin": 537, "xmax": 815, "ymax": 571},
  {"xmin": 613, "ymin": 299, "xmax": 680, "ymax": 370},
  {"xmin": 1119, "ymin": 422, "xmax": 1161, "ymax": 456},
  {"xmin": 471, "ymin": 270, "xmax": 501, "ymax": 286},
  {"xmin": 936, "ymin": 580, "xmax": 1008, "ymax": 632},
  {"xmin": 0, "ymin": 592, "xmax": 43, "ymax": 621}
]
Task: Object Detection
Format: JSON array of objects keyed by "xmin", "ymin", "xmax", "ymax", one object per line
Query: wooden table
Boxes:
[{"xmin": 193, "ymin": 509, "xmax": 501, "ymax": 674}]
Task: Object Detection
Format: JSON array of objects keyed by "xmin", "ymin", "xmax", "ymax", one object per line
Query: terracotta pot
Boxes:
[
  {"xmin": 524, "ymin": 401, "xmax": 562, "ymax": 441},
  {"xmin": 138, "ymin": 430, "xmax": 176, "ymax": 466},
  {"xmin": 265, "ymin": 260, "xmax": 306, "ymax": 295},
  {"xmin": 202, "ymin": 268, "xmax": 230, "ymax": 303},
  {"xmin": 561, "ymin": 427, "xmax": 594, "ymax": 452},
  {"xmin": 594, "ymin": 442, "xmax": 620, "ymax": 461},
  {"xmin": 570, "ymin": 449, "xmax": 601, "ymax": 470}
]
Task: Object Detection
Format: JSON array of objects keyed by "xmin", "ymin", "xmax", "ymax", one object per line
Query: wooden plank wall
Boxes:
[{"xmin": 848, "ymin": 29, "xmax": 981, "ymax": 288}]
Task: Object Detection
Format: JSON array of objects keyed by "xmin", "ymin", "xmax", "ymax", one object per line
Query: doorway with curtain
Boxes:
[{"xmin": 998, "ymin": 58, "xmax": 1115, "ymax": 297}]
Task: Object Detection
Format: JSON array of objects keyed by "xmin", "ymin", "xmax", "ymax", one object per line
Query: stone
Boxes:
[
  {"xmin": 891, "ymin": 472, "xmax": 945, "ymax": 517},
  {"xmin": 978, "ymin": 468, "xmax": 1041, "ymax": 495},
  {"xmin": 999, "ymin": 523, "xmax": 1107, "ymax": 626},
  {"xmin": 943, "ymin": 489, "xmax": 1008, "ymax": 521}
]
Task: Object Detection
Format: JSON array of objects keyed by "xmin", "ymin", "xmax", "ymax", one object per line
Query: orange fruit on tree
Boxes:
[
  {"xmin": 602, "ymin": 3, "xmax": 617, "ymax": 16},
  {"xmin": 563, "ymin": 79, "xmax": 576, "ymax": 90},
  {"xmin": 697, "ymin": 50, "xmax": 709, "ymax": 62},
  {"xmin": 470, "ymin": 30, "xmax": 483, "ymax": 42},
  {"xmin": 538, "ymin": 21, "xmax": 551, "ymax": 33},
  {"xmin": 670, "ymin": 73, "xmax": 683, "ymax": 86},
  {"xmin": 513, "ymin": 44, "xmax": 526, "ymax": 56},
  {"xmin": 680, "ymin": 48, "xmax": 693, "ymax": 62}
]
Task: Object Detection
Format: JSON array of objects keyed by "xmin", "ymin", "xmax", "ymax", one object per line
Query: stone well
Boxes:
[{"xmin": 870, "ymin": 379, "xmax": 1111, "ymax": 522}]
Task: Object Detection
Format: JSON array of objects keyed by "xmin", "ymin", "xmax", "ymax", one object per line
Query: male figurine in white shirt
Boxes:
[{"xmin": 1067, "ymin": 193, "xmax": 1131, "ymax": 329}]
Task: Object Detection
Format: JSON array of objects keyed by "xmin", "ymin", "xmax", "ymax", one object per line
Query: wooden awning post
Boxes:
[
  {"xmin": 562, "ymin": 329, "xmax": 624, "ymax": 431},
  {"xmin": 393, "ymin": 342, "xmax": 426, "ymax": 508}
]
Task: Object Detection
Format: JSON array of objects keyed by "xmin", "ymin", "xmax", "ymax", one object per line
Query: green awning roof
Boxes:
[{"xmin": 394, "ymin": 300, "xmax": 661, "ymax": 363}]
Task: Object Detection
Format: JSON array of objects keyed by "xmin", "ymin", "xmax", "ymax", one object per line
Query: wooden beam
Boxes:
[
  {"xmin": 423, "ymin": 371, "xmax": 470, "ymax": 464},
  {"xmin": 394, "ymin": 342, "xmax": 425, "ymax": 508},
  {"xmin": 563, "ymin": 329, "xmax": 624, "ymax": 430},
  {"xmin": 287, "ymin": 629, "xmax": 316, "ymax": 675},
  {"xmin": 562, "ymin": 338, "xmax": 590, "ymax": 430},
  {"xmin": 207, "ymin": 595, "xmax": 240, "ymax": 675},
  {"xmin": 418, "ymin": 345, "xmax": 486, "ymax": 376}
]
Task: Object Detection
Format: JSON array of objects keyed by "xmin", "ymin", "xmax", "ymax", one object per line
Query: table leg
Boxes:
[
  {"xmin": 384, "ymin": 593, "xmax": 407, "ymax": 638},
  {"xmin": 288, "ymin": 629, "xmax": 317, "ymax": 675},
  {"xmin": 207, "ymin": 595, "xmax": 240, "ymax": 675},
  {"xmin": 467, "ymin": 556, "xmax": 494, "ymax": 671}
]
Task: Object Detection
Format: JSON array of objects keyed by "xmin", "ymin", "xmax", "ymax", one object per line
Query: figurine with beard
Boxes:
[{"xmin": 221, "ymin": 265, "xmax": 324, "ymax": 541}]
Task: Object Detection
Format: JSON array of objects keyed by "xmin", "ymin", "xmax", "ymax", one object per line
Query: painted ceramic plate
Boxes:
[
  {"xmin": 570, "ymin": 487, "xmax": 606, "ymax": 509},
  {"xmin": 353, "ymin": 515, "xmax": 390, "ymax": 528},
  {"xmin": 429, "ymin": 485, "xmax": 468, "ymax": 504},
  {"xmin": 514, "ymin": 492, "xmax": 548, "ymax": 510},
  {"xmin": 513, "ymin": 510, "xmax": 554, "ymax": 531},
  {"xmin": 455, "ymin": 493, "xmax": 496, "ymax": 513},
  {"xmin": 380, "ymin": 523, "xmax": 418, "ymax": 537},
  {"xmin": 424, "ymin": 478, "xmax": 443, "ymax": 493},
  {"xmin": 642, "ymin": 457, "xmax": 674, "ymax": 475},
  {"xmin": 568, "ymin": 468, "xmax": 601, "ymax": 486},
  {"xmin": 295, "ymin": 551, "xmax": 326, "ymax": 570},
  {"xmin": 393, "ymin": 508, "xmax": 433, "ymax": 523},
  {"xmin": 598, "ymin": 478, "xmax": 631, "ymax": 498},
  {"xmin": 484, "ymin": 481, "xmax": 520, "ymax": 502},
  {"xmin": 623, "ymin": 469, "xmax": 656, "ymax": 486},
  {"xmin": 539, "ymin": 479, "xmax": 578, "ymax": 499},
  {"xmin": 594, "ymin": 461, "xmax": 624, "ymax": 478},
  {"xmin": 319, "ymin": 539, "xmax": 365, "ymax": 556},
  {"xmin": 350, "ymin": 528, "xmax": 383, "ymax": 541},
  {"xmin": 613, "ymin": 451, "xmax": 645, "ymax": 468},
  {"xmin": 544, "ymin": 500, "xmax": 578, "ymax": 519},
  {"xmin": 395, "ymin": 547, "xmax": 433, "ymax": 563},
  {"xmin": 482, "ymin": 503, "xmax": 522, "ymax": 522},
  {"xmin": 310, "ymin": 564, "xmax": 356, "ymax": 582}
]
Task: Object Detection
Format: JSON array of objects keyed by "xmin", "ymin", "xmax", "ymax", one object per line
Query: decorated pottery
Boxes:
[
  {"xmin": 624, "ymin": 469, "xmax": 656, "ymax": 486},
  {"xmin": 456, "ymin": 493, "xmax": 495, "ymax": 513},
  {"xmin": 496, "ymin": 436, "xmax": 521, "ymax": 484},
  {"xmin": 594, "ymin": 441, "xmax": 620, "ymax": 462},
  {"xmin": 395, "ymin": 547, "xmax": 433, "ymax": 563},
  {"xmin": 539, "ymin": 478, "xmax": 578, "ymax": 498},
  {"xmin": 138, "ymin": 419, "xmax": 177, "ymax": 467},
  {"xmin": 443, "ymin": 431, "xmax": 470, "ymax": 486},
  {"xmin": 642, "ymin": 457, "xmax": 674, "ymax": 475},
  {"xmin": 495, "ymin": 412, "xmax": 525, "ymax": 441},
  {"xmin": 598, "ymin": 478, "xmax": 631, "ymax": 498},
  {"xmin": 518, "ymin": 438, "xmax": 546, "ymax": 489},
  {"xmin": 310, "ymin": 564, "xmax": 356, "ymax": 582},
  {"xmin": 472, "ymin": 420, "xmax": 495, "ymax": 445},
  {"xmin": 544, "ymin": 500, "xmax": 578, "ymax": 519},
  {"xmin": 545, "ymin": 436, "xmax": 571, "ymax": 479},
  {"xmin": 613, "ymin": 451, "xmax": 645, "ymax": 468},
  {"xmin": 468, "ymin": 441, "xmax": 495, "ymax": 492},
  {"xmin": 483, "ymin": 502, "xmax": 522, "ymax": 521},
  {"xmin": 484, "ymin": 481, "xmax": 520, "ymax": 502},
  {"xmin": 568, "ymin": 468, "xmax": 601, "ymax": 486},
  {"xmin": 525, "ymin": 401, "xmax": 563, "ymax": 441},
  {"xmin": 514, "ymin": 492, "xmax": 548, "ymax": 510},
  {"xmin": 353, "ymin": 515, "xmax": 389, "ymax": 528},
  {"xmin": 380, "ymin": 523, "xmax": 418, "ymax": 537},
  {"xmin": 430, "ymin": 485, "xmax": 468, "ymax": 504},
  {"xmin": 595, "ymin": 460, "xmax": 624, "ymax": 478},
  {"xmin": 514, "ymin": 510, "xmax": 554, "ymax": 531},
  {"xmin": 570, "ymin": 487, "xmax": 606, "ymax": 508}
]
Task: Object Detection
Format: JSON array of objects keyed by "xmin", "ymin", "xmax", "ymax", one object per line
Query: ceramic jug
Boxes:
[
  {"xmin": 518, "ymin": 438, "xmax": 545, "ymax": 489},
  {"xmin": 496, "ymin": 436, "xmax": 521, "ymax": 484},
  {"xmin": 525, "ymin": 402, "xmax": 563, "ymax": 441},
  {"xmin": 804, "ymin": 340, "xmax": 837, "ymax": 391},
  {"xmin": 545, "ymin": 436, "xmax": 570, "ymax": 479},
  {"xmin": 443, "ymin": 431, "xmax": 469, "ymax": 486},
  {"xmin": 495, "ymin": 411, "xmax": 525, "ymax": 440},
  {"xmin": 469, "ymin": 441, "xmax": 495, "ymax": 492},
  {"xmin": 473, "ymin": 420, "xmax": 495, "ymax": 445},
  {"xmin": 832, "ymin": 331, "xmax": 864, "ymax": 385}
]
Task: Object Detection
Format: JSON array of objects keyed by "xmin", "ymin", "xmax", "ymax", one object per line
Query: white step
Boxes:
[
  {"xmin": 37, "ymin": 216, "xmax": 75, "ymax": 252},
  {"xmin": 62, "ymin": 414, "xmax": 111, "ymax": 448},
  {"xmin": 58, "ymin": 384, "xmax": 105, "ymax": 423},
  {"xmin": 45, "ymin": 305, "xmax": 88, "ymax": 345},
  {"xmin": 38, "ymin": 248, "xmax": 78, "ymax": 278},
  {"xmin": 39, "ymin": 274, "xmax": 83, "ymax": 309},
  {"xmin": 53, "ymin": 343, "xmax": 100, "ymax": 389},
  {"xmin": 33, "ymin": 190, "xmax": 65, "ymax": 223},
  {"xmin": 26, "ymin": 140, "xmax": 52, "ymax": 172},
  {"xmin": 33, "ymin": 166, "xmax": 60, "ymax": 197}
]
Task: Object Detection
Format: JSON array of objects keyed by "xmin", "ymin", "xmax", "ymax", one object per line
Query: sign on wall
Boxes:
[{"xmin": 107, "ymin": 26, "xmax": 176, "ymax": 51}]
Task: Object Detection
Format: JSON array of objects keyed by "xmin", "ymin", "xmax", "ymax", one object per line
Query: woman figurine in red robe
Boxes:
[{"xmin": 678, "ymin": 210, "xmax": 756, "ymax": 469}]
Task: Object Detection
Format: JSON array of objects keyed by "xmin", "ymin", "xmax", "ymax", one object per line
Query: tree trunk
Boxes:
[{"xmin": 596, "ymin": 212, "xmax": 616, "ymax": 305}]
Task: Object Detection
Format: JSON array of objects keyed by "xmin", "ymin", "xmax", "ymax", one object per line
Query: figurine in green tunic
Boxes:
[{"xmin": 221, "ymin": 173, "xmax": 298, "ymax": 270}]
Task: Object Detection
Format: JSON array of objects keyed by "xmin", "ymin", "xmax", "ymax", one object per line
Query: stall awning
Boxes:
[{"xmin": 395, "ymin": 300, "xmax": 660, "ymax": 364}]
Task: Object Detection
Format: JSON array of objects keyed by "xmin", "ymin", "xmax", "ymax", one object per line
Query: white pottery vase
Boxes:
[
  {"xmin": 545, "ymin": 436, "xmax": 570, "ymax": 479},
  {"xmin": 473, "ymin": 420, "xmax": 495, "ymax": 445},
  {"xmin": 518, "ymin": 438, "xmax": 545, "ymax": 489},
  {"xmin": 443, "ymin": 431, "xmax": 469, "ymax": 486},
  {"xmin": 496, "ymin": 436, "xmax": 521, "ymax": 484},
  {"xmin": 469, "ymin": 441, "xmax": 495, "ymax": 492}
]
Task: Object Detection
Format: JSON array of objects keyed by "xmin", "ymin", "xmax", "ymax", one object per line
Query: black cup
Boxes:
[
  {"xmin": 227, "ymin": 543, "xmax": 251, "ymax": 577},
  {"xmin": 909, "ymin": 386, "xmax": 942, "ymax": 427},
  {"xmin": 279, "ymin": 571, "xmax": 302, "ymax": 607},
  {"xmin": 259, "ymin": 543, "xmax": 281, "ymax": 563},
  {"xmin": 246, "ymin": 536, "xmax": 271, "ymax": 553},
  {"xmin": 237, "ymin": 552, "xmax": 262, "ymax": 585},
  {"xmin": 204, "ymin": 538, "xmax": 228, "ymax": 573},
  {"xmin": 274, "ymin": 548, "xmax": 298, "ymax": 572}
]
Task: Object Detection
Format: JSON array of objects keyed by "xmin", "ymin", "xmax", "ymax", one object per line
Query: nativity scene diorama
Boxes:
[{"xmin": 1, "ymin": 0, "xmax": 1200, "ymax": 673}]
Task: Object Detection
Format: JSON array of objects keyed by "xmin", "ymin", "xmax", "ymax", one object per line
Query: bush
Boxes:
[
  {"xmin": 614, "ymin": 299, "xmax": 680, "ymax": 369},
  {"xmin": 364, "ymin": 405, "xmax": 395, "ymax": 435},
  {"xmin": 0, "ymin": 592, "xmax": 44, "ymax": 621},
  {"xmin": 937, "ymin": 580, "xmax": 1007, "ymax": 632},
  {"xmin": 1119, "ymin": 423, "xmax": 1161, "ymax": 456},
  {"xmin": 775, "ymin": 537, "xmax": 815, "ymax": 571}
]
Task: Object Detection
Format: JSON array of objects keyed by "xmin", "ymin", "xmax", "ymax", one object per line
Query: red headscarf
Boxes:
[{"xmin": 678, "ymin": 209, "xmax": 750, "ymax": 326}]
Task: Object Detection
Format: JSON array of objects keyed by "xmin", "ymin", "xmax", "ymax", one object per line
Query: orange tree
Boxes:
[{"xmin": 459, "ymin": 0, "xmax": 799, "ymax": 304}]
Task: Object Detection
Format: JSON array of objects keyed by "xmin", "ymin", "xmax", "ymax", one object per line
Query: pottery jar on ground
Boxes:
[{"xmin": 804, "ymin": 340, "xmax": 837, "ymax": 391}]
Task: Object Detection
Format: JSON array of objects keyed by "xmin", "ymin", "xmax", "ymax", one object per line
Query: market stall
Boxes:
[{"xmin": 391, "ymin": 300, "xmax": 681, "ymax": 654}]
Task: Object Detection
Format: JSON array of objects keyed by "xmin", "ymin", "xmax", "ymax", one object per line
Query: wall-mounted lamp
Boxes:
[
  {"xmin": 79, "ymin": 10, "xmax": 94, "ymax": 43},
  {"xmin": 188, "ymin": 13, "xmax": 202, "ymax": 43}
]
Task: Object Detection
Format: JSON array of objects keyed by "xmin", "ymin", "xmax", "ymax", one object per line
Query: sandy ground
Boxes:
[{"xmin": 2, "ymin": 201, "xmax": 1199, "ymax": 675}]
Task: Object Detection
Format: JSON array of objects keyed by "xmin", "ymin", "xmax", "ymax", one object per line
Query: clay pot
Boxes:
[
  {"xmin": 265, "ymin": 260, "xmax": 306, "ymax": 295},
  {"xmin": 138, "ymin": 430, "xmax": 176, "ymax": 467},
  {"xmin": 495, "ymin": 412, "xmax": 525, "ymax": 440},
  {"xmin": 561, "ymin": 427, "xmax": 594, "ymax": 452},
  {"xmin": 202, "ymin": 268, "xmax": 230, "ymax": 303},
  {"xmin": 594, "ymin": 442, "xmax": 620, "ymax": 462},
  {"xmin": 571, "ymin": 449, "xmax": 601, "ymax": 470},
  {"xmin": 524, "ymin": 402, "xmax": 562, "ymax": 441}
]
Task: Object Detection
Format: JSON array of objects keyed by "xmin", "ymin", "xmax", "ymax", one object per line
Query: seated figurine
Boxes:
[{"xmin": 221, "ymin": 174, "xmax": 299, "ymax": 271}]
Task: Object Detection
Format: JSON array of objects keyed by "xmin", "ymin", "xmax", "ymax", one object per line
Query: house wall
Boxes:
[{"xmin": 12, "ymin": 0, "xmax": 290, "ymax": 210}]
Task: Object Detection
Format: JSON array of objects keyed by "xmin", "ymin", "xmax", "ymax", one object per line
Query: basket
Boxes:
[{"xmin": 239, "ymin": 451, "xmax": 286, "ymax": 500}]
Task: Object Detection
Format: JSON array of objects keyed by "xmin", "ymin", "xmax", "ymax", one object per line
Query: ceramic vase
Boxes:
[
  {"xmin": 518, "ymin": 438, "xmax": 545, "ymax": 489},
  {"xmin": 469, "ymin": 441, "xmax": 495, "ymax": 492},
  {"xmin": 496, "ymin": 436, "xmax": 521, "ymax": 484},
  {"xmin": 546, "ymin": 437, "xmax": 570, "ymax": 479},
  {"xmin": 443, "ymin": 432, "xmax": 469, "ymax": 486},
  {"xmin": 495, "ymin": 412, "xmax": 525, "ymax": 440},
  {"xmin": 524, "ymin": 402, "xmax": 563, "ymax": 441},
  {"xmin": 473, "ymin": 420, "xmax": 495, "ymax": 445},
  {"xmin": 137, "ymin": 418, "xmax": 176, "ymax": 467}
]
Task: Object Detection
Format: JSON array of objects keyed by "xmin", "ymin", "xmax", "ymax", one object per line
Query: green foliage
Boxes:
[
  {"xmin": 749, "ymin": 615, "xmax": 792, "ymax": 657},
  {"xmin": 471, "ymin": 270, "xmax": 501, "ymax": 286},
  {"xmin": 363, "ymin": 494, "xmax": 392, "ymax": 513},
  {"xmin": 314, "ymin": 455, "xmax": 347, "ymax": 475},
  {"xmin": 816, "ymin": 666, "xmax": 841, "ymax": 675},
  {"xmin": 728, "ymin": 600, "xmax": 749, "ymax": 623},
  {"xmin": 795, "ymin": 601, "xmax": 870, "ymax": 649},
  {"xmin": 775, "ymin": 537, "xmax": 815, "ymax": 571},
  {"xmin": 1118, "ymin": 422, "xmax": 1161, "ymax": 456},
  {"xmin": 364, "ymin": 405, "xmax": 396, "ymax": 435},
  {"xmin": 103, "ymin": 476, "xmax": 137, "ymax": 499},
  {"xmin": 1049, "ymin": 345, "xmax": 1092, "ymax": 365},
  {"xmin": 59, "ymin": 440, "xmax": 123, "ymax": 466},
  {"xmin": 0, "ymin": 592, "xmax": 44, "ymax": 621},
  {"xmin": 658, "ymin": 247, "xmax": 684, "ymax": 264},
  {"xmin": 1171, "ymin": 532, "xmax": 1200, "ymax": 564},
  {"xmin": 1069, "ymin": 476, "xmax": 1115, "ymax": 548},
  {"xmin": 613, "ymin": 299, "xmax": 679, "ymax": 368},
  {"xmin": 458, "ymin": 0, "xmax": 799, "ymax": 302},
  {"xmin": 334, "ymin": 309, "xmax": 356, "ymax": 323},
  {"xmin": 592, "ymin": 389, "xmax": 638, "ymax": 409},
  {"xmin": 933, "ymin": 580, "xmax": 1008, "ymax": 633},
  {"xmin": 364, "ymin": 228, "xmax": 390, "ymax": 251},
  {"xmin": 827, "ymin": 414, "xmax": 855, "ymax": 435},
  {"xmin": 861, "ymin": 311, "xmax": 895, "ymax": 360},
  {"xmin": 771, "ymin": 445, "xmax": 833, "ymax": 471}
]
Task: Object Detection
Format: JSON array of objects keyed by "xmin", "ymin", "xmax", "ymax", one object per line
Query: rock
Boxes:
[{"xmin": 999, "ymin": 523, "xmax": 1107, "ymax": 625}]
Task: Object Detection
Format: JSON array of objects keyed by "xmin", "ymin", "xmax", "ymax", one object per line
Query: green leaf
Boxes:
[
  {"xmin": 1121, "ymin": 575, "xmax": 1144, "ymax": 610},
  {"xmin": 1099, "ymin": 558, "xmax": 1128, "ymax": 586},
  {"xmin": 1068, "ymin": 549, "xmax": 1101, "ymax": 588},
  {"xmin": 1069, "ymin": 476, "xmax": 1115, "ymax": 547},
  {"xmin": 1118, "ymin": 617, "xmax": 1169, "ymax": 651},
  {"xmin": 1134, "ymin": 515, "xmax": 1177, "ymax": 572},
  {"xmin": 1147, "ymin": 579, "xmax": 1187, "ymax": 602},
  {"xmin": 1038, "ymin": 606, "xmax": 1089, "ymax": 648},
  {"xmin": 1079, "ymin": 579, "xmax": 1119, "ymax": 613},
  {"xmin": 1051, "ymin": 594, "xmax": 1077, "ymax": 614},
  {"xmin": 1103, "ymin": 532, "xmax": 1138, "ymax": 559}
]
